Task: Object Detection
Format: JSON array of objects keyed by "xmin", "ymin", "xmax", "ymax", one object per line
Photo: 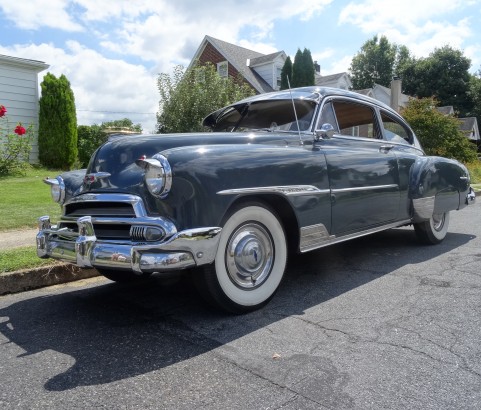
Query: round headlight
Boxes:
[{"xmin": 136, "ymin": 154, "xmax": 172, "ymax": 198}]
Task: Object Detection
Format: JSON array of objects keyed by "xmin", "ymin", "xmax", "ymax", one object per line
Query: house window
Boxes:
[
  {"xmin": 276, "ymin": 66, "xmax": 282, "ymax": 89},
  {"xmin": 217, "ymin": 61, "xmax": 228, "ymax": 78}
]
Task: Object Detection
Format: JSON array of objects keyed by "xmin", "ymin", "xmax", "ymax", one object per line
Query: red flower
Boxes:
[
  {"xmin": 14, "ymin": 124, "xmax": 26, "ymax": 135},
  {"xmin": 0, "ymin": 105, "xmax": 6, "ymax": 117}
]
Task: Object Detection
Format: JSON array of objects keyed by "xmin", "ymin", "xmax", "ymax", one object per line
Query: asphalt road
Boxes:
[{"xmin": 1, "ymin": 202, "xmax": 480, "ymax": 409}]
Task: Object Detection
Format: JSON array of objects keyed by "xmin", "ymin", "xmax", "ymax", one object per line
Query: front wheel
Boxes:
[
  {"xmin": 195, "ymin": 204, "xmax": 287, "ymax": 314},
  {"xmin": 414, "ymin": 211, "xmax": 450, "ymax": 245}
]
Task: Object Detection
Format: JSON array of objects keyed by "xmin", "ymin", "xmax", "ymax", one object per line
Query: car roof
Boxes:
[{"xmin": 203, "ymin": 86, "xmax": 398, "ymax": 128}]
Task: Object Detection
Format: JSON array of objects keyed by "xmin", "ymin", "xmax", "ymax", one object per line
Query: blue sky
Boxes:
[{"xmin": 1, "ymin": 0, "xmax": 480, "ymax": 133}]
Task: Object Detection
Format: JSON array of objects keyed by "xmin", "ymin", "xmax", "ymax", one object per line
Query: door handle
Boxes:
[{"xmin": 379, "ymin": 145, "xmax": 394, "ymax": 154}]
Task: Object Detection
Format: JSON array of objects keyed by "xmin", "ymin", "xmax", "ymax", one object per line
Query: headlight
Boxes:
[
  {"xmin": 135, "ymin": 153, "xmax": 172, "ymax": 198},
  {"xmin": 43, "ymin": 176, "xmax": 65, "ymax": 204}
]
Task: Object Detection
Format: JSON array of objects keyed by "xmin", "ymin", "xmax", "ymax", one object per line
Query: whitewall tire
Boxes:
[
  {"xmin": 414, "ymin": 211, "xmax": 450, "ymax": 245},
  {"xmin": 197, "ymin": 204, "xmax": 287, "ymax": 313}
]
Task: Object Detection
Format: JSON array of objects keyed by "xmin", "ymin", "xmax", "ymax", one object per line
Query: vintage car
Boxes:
[{"xmin": 36, "ymin": 87, "xmax": 475, "ymax": 313}]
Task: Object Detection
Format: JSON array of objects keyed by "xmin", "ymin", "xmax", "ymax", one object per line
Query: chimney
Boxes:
[
  {"xmin": 390, "ymin": 76, "xmax": 402, "ymax": 112},
  {"xmin": 314, "ymin": 61, "xmax": 321, "ymax": 75}
]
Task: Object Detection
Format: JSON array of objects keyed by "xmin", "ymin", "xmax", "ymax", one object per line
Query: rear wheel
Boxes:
[
  {"xmin": 195, "ymin": 204, "xmax": 287, "ymax": 314},
  {"xmin": 98, "ymin": 269, "xmax": 152, "ymax": 283},
  {"xmin": 414, "ymin": 211, "xmax": 450, "ymax": 244}
]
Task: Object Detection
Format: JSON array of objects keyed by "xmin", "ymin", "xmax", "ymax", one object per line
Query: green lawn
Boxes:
[
  {"xmin": 0, "ymin": 166, "xmax": 63, "ymax": 231},
  {"xmin": 0, "ymin": 246, "xmax": 61, "ymax": 273}
]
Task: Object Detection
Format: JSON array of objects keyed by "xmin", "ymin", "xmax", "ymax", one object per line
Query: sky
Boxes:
[{"xmin": 1, "ymin": 0, "xmax": 480, "ymax": 133}]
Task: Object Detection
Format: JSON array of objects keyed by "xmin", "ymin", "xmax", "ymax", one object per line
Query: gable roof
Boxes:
[
  {"xmin": 437, "ymin": 106, "xmax": 455, "ymax": 115},
  {"xmin": 190, "ymin": 35, "xmax": 276, "ymax": 93},
  {"xmin": 458, "ymin": 117, "xmax": 480, "ymax": 141},
  {"xmin": 249, "ymin": 51, "xmax": 286, "ymax": 67}
]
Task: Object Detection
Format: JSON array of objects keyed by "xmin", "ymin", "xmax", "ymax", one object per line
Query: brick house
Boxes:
[{"xmin": 189, "ymin": 35, "xmax": 350, "ymax": 93}]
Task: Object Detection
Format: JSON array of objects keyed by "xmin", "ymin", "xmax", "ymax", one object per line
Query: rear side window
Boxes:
[
  {"xmin": 331, "ymin": 100, "xmax": 380, "ymax": 139},
  {"xmin": 380, "ymin": 111, "xmax": 412, "ymax": 144}
]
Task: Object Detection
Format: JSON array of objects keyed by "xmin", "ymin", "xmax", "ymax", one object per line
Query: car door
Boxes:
[{"xmin": 316, "ymin": 98, "xmax": 401, "ymax": 236}]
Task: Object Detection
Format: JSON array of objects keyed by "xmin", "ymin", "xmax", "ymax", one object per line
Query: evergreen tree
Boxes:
[
  {"xmin": 302, "ymin": 48, "xmax": 315, "ymax": 86},
  {"xmin": 291, "ymin": 49, "xmax": 304, "ymax": 87},
  {"xmin": 280, "ymin": 56, "xmax": 293, "ymax": 90},
  {"xmin": 38, "ymin": 73, "xmax": 78, "ymax": 169}
]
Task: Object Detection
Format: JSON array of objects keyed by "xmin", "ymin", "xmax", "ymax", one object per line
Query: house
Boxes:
[
  {"xmin": 437, "ymin": 106, "xmax": 480, "ymax": 149},
  {"xmin": 0, "ymin": 54, "xmax": 49, "ymax": 163},
  {"xmin": 458, "ymin": 117, "xmax": 480, "ymax": 148},
  {"xmin": 355, "ymin": 79, "xmax": 410, "ymax": 113},
  {"xmin": 315, "ymin": 72, "xmax": 352, "ymax": 90},
  {"xmin": 190, "ymin": 36, "xmax": 350, "ymax": 93}
]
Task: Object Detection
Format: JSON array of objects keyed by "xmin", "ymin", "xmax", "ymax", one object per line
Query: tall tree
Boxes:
[
  {"xmin": 350, "ymin": 35, "xmax": 398, "ymax": 89},
  {"xmin": 402, "ymin": 46, "xmax": 472, "ymax": 116},
  {"xmin": 38, "ymin": 73, "xmax": 77, "ymax": 169},
  {"xmin": 280, "ymin": 56, "xmax": 293, "ymax": 90},
  {"xmin": 291, "ymin": 48, "xmax": 315, "ymax": 87},
  {"xmin": 157, "ymin": 63, "xmax": 255, "ymax": 133},
  {"xmin": 291, "ymin": 49, "xmax": 304, "ymax": 87},
  {"xmin": 302, "ymin": 48, "xmax": 315, "ymax": 86}
]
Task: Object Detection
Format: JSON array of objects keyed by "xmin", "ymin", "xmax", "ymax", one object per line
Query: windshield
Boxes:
[{"xmin": 211, "ymin": 99, "xmax": 317, "ymax": 132}]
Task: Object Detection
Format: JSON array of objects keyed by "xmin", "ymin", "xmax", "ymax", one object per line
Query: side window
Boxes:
[
  {"xmin": 380, "ymin": 111, "xmax": 412, "ymax": 144},
  {"xmin": 332, "ymin": 100, "xmax": 379, "ymax": 139},
  {"xmin": 317, "ymin": 101, "xmax": 339, "ymax": 132}
]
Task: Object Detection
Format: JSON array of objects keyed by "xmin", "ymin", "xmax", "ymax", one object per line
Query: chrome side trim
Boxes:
[
  {"xmin": 332, "ymin": 184, "xmax": 398, "ymax": 193},
  {"xmin": 217, "ymin": 185, "xmax": 329, "ymax": 197},
  {"xmin": 412, "ymin": 196, "xmax": 435, "ymax": 220},
  {"xmin": 65, "ymin": 194, "xmax": 147, "ymax": 217},
  {"xmin": 299, "ymin": 219, "xmax": 412, "ymax": 253},
  {"xmin": 300, "ymin": 223, "xmax": 330, "ymax": 252}
]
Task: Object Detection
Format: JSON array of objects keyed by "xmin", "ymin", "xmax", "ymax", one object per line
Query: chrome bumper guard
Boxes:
[
  {"xmin": 36, "ymin": 215, "xmax": 221, "ymax": 274},
  {"xmin": 466, "ymin": 187, "xmax": 476, "ymax": 205}
]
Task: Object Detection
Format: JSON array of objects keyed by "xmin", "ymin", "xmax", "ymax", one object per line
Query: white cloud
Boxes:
[
  {"xmin": 338, "ymin": 0, "xmax": 480, "ymax": 59},
  {"xmin": 0, "ymin": 42, "xmax": 159, "ymax": 133},
  {"xmin": 0, "ymin": 1, "xmax": 83, "ymax": 31}
]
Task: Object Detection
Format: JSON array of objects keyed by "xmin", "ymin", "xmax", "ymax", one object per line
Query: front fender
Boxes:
[{"xmin": 159, "ymin": 144, "xmax": 330, "ymax": 230}]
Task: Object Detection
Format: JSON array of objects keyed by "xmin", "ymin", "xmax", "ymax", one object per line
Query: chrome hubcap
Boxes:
[
  {"xmin": 225, "ymin": 223, "xmax": 274, "ymax": 289},
  {"xmin": 432, "ymin": 212, "xmax": 445, "ymax": 232}
]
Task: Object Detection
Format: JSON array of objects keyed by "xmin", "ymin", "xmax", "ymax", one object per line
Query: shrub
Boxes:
[
  {"xmin": 402, "ymin": 97, "xmax": 478, "ymax": 163},
  {"xmin": 0, "ymin": 104, "xmax": 33, "ymax": 176}
]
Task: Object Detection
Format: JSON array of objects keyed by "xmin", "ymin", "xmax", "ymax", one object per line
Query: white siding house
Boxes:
[{"xmin": 0, "ymin": 54, "xmax": 49, "ymax": 163}]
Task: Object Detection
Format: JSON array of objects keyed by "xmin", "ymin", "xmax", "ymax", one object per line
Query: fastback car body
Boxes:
[{"xmin": 37, "ymin": 87, "xmax": 475, "ymax": 312}]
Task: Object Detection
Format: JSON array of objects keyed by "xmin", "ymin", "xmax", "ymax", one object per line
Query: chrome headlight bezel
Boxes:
[
  {"xmin": 136, "ymin": 153, "xmax": 172, "ymax": 199},
  {"xmin": 44, "ymin": 176, "xmax": 66, "ymax": 204}
]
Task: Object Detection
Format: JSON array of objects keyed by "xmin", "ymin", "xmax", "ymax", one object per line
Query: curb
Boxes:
[{"xmin": 0, "ymin": 264, "xmax": 100, "ymax": 296}]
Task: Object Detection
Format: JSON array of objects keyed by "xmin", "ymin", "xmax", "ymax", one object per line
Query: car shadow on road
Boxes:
[{"xmin": 0, "ymin": 227, "xmax": 475, "ymax": 392}]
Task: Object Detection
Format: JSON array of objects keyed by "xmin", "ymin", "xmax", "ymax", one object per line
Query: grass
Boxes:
[
  {"xmin": 466, "ymin": 161, "xmax": 481, "ymax": 185},
  {"xmin": 0, "ymin": 165, "xmax": 63, "ymax": 231},
  {"xmin": 0, "ymin": 246, "xmax": 61, "ymax": 273}
]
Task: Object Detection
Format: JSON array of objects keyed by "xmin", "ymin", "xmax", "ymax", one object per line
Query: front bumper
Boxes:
[
  {"xmin": 467, "ymin": 187, "xmax": 476, "ymax": 204},
  {"xmin": 36, "ymin": 215, "xmax": 221, "ymax": 274}
]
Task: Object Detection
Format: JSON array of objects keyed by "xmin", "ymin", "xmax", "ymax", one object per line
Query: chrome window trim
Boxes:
[{"xmin": 217, "ymin": 185, "xmax": 330, "ymax": 197}]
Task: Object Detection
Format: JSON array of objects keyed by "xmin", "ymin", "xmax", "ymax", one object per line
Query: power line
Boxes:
[{"xmin": 77, "ymin": 109, "xmax": 156, "ymax": 115}]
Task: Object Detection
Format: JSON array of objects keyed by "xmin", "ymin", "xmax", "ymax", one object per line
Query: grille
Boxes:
[{"xmin": 65, "ymin": 202, "xmax": 135, "ymax": 218}]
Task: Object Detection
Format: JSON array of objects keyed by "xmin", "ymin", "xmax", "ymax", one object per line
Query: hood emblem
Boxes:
[{"xmin": 84, "ymin": 172, "xmax": 111, "ymax": 185}]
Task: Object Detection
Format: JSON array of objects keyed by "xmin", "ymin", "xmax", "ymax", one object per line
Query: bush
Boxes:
[
  {"xmin": 0, "ymin": 104, "xmax": 33, "ymax": 176},
  {"xmin": 402, "ymin": 97, "xmax": 478, "ymax": 163},
  {"xmin": 38, "ymin": 73, "xmax": 78, "ymax": 169},
  {"xmin": 77, "ymin": 125, "xmax": 108, "ymax": 167}
]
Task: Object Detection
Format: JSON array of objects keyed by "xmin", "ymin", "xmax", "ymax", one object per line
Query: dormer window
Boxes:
[
  {"xmin": 276, "ymin": 66, "xmax": 282, "ymax": 89},
  {"xmin": 217, "ymin": 61, "xmax": 228, "ymax": 78}
]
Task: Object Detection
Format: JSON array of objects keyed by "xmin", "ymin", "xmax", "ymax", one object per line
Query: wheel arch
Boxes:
[{"xmin": 220, "ymin": 194, "xmax": 300, "ymax": 255}]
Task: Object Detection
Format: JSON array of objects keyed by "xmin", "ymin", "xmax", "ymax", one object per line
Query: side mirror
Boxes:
[{"xmin": 315, "ymin": 123, "xmax": 335, "ymax": 140}]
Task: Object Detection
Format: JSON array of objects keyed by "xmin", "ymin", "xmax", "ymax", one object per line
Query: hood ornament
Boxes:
[{"xmin": 84, "ymin": 172, "xmax": 111, "ymax": 185}]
